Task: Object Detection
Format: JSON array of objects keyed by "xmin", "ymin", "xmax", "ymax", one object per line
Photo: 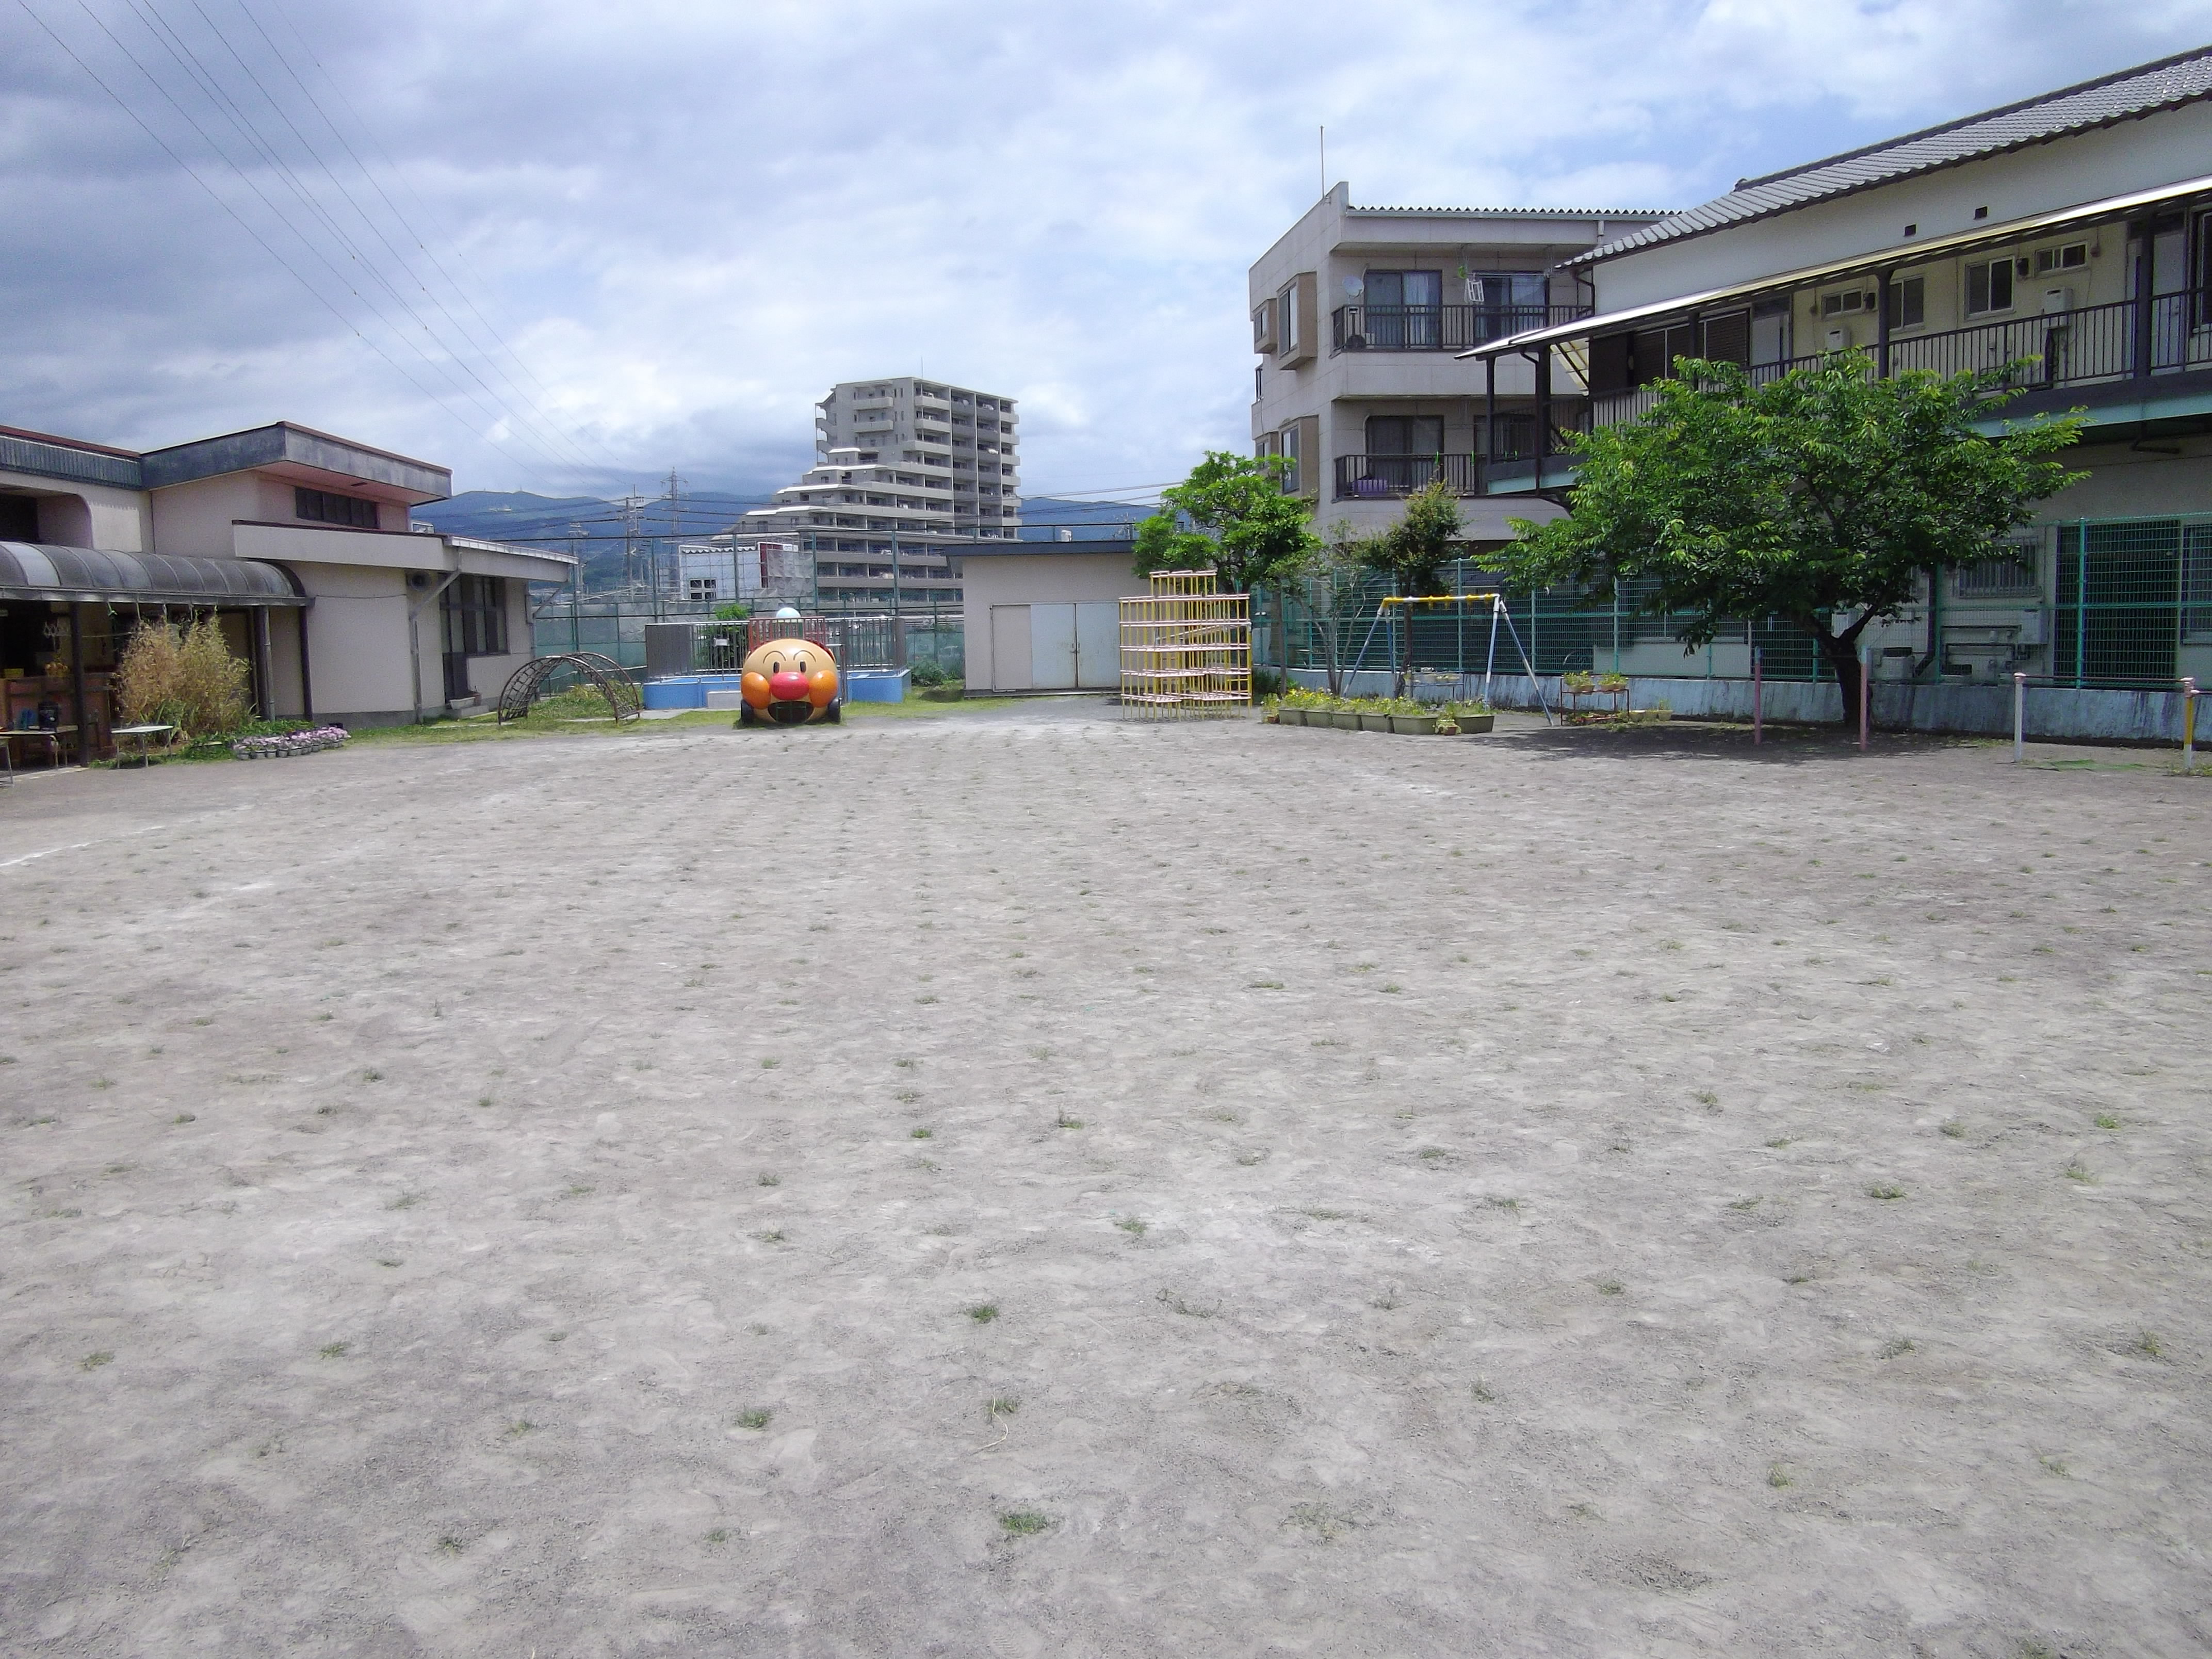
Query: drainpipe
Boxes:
[
  {"xmin": 407, "ymin": 563, "xmax": 461, "ymax": 723},
  {"xmin": 1914, "ymin": 567, "xmax": 1942, "ymax": 680}
]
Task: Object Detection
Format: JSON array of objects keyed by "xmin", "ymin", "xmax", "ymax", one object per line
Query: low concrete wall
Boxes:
[{"xmin": 1288, "ymin": 669, "xmax": 2195, "ymax": 743}]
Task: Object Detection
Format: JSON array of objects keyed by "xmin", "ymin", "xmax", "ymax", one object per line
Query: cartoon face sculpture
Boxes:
[{"xmin": 740, "ymin": 637, "xmax": 840, "ymax": 725}]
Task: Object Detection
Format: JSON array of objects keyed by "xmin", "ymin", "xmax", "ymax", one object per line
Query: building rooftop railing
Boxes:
[{"xmin": 1332, "ymin": 303, "xmax": 1590, "ymax": 353}]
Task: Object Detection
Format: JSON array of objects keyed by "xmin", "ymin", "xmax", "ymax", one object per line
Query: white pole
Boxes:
[
  {"xmin": 1483, "ymin": 596, "xmax": 1501, "ymax": 709},
  {"xmin": 2183, "ymin": 677, "xmax": 2199, "ymax": 776},
  {"xmin": 2013, "ymin": 670, "xmax": 2027, "ymax": 764}
]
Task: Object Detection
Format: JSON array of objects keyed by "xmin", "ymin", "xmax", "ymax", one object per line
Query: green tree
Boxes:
[
  {"xmin": 1134, "ymin": 451, "xmax": 1318, "ymax": 592},
  {"xmin": 1359, "ymin": 474, "xmax": 1462, "ymax": 598},
  {"xmin": 1500, "ymin": 353, "xmax": 2082, "ymax": 723}
]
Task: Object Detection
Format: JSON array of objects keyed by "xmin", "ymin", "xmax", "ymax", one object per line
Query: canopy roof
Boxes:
[{"xmin": 0, "ymin": 543, "xmax": 304, "ymax": 606}]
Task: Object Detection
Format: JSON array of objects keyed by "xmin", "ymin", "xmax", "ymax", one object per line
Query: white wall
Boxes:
[
  {"xmin": 150, "ymin": 474, "xmax": 295, "ymax": 556},
  {"xmin": 293, "ymin": 564, "xmax": 414, "ymax": 722},
  {"xmin": 0, "ymin": 467, "xmax": 152, "ymax": 552}
]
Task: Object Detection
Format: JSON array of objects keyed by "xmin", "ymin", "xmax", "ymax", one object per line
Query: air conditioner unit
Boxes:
[
  {"xmin": 1825, "ymin": 326, "xmax": 1850, "ymax": 351},
  {"xmin": 2040, "ymin": 286, "xmax": 2073, "ymax": 316}
]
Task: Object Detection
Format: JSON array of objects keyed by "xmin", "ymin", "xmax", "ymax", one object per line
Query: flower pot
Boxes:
[
  {"xmin": 1357, "ymin": 711, "xmax": 1394, "ymax": 732},
  {"xmin": 1389, "ymin": 713, "xmax": 1439, "ymax": 735},
  {"xmin": 1329, "ymin": 709, "xmax": 1362, "ymax": 730},
  {"xmin": 1277, "ymin": 706, "xmax": 1306, "ymax": 726},
  {"xmin": 1453, "ymin": 713, "xmax": 1495, "ymax": 735}
]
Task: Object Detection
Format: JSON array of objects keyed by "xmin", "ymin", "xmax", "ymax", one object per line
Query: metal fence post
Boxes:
[
  {"xmin": 1752, "ymin": 647, "xmax": 1763, "ymax": 744},
  {"xmin": 2183, "ymin": 676, "xmax": 2199, "ymax": 775},
  {"xmin": 2013, "ymin": 670, "xmax": 2027, "ymax": 763},
  {"xmin": 1858, "ymin": 649, "xmax": 1871, "ymax": 752}
]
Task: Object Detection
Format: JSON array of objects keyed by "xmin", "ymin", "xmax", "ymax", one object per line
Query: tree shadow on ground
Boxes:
[{"xmin": 1490, "ymin": 719, "xmax": 1993, "ymax": 768}]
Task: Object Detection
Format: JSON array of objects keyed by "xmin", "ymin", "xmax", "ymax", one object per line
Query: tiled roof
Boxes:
[
  {"xmin": 1346, "ymin": 205, "xmax": 1672, "ymax": 220},
  {"xmin": 1571, "ymin": 44, "xmax": 2212, "ymax": 265}
]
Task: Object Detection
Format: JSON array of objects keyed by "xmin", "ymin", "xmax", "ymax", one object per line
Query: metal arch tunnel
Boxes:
[{"xmin": 495, "ymin": 653, "xmax": 641, "ymax": 725}]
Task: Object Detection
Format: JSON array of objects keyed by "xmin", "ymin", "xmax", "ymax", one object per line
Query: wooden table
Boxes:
[{"xmin": 111, "ymin": 724, "xmax": 175, "ymax": 768}]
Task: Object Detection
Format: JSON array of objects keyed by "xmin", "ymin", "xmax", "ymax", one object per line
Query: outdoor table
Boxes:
[
  {"xmin": 111, "ymin": 724, "xmax": 174, "ymax": 768},
  {"xmin": 1, "ymin": 725, "xmax": 76, "ymax": 782}
]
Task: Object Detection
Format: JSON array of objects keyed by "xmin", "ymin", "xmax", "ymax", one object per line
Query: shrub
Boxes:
[
  {"xmin": 910, "ymin": 659, "xmax": 950, "ymax": 688},
  {"xmin": 116, "ymin": 615, "xmax": 250, "ymax": 739},
  {"xmin": 711, "ymin": 601, "xmax": 753, "ymax": 621}
]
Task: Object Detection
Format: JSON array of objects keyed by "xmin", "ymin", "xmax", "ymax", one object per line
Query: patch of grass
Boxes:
[
  {"xmin": 1878, "ymin": 1337, "xmax": 1916, "ymax": 1359},
  {"xmin": 2094, "ymin": 1113, "xmax": 2120, "ymax": 1130},
  {"xmin": 987, "ymin": 1396, "xmax": 1020, "ymax": 1417},
  {"xmin": 360, "ymin": 1068, "xmax": 382, "ymax": 1083},
  {"xmin": 377, "ymin": 1257, "xmax": 402, "ymax": 1268},
  {"xmin": 2038, "ymin": 1453, "xmax": 2069, "ymax": 1477},
  {"xmin": 998, "ymin": 1510, "xmax": 1050, "ymax": 1537},
  {"xmin": 759, "ymin": 1057, "xmax": 780, "ymax": 1069},
  {"xmin": 502, "ymin": 1420, "xmax": 535, "ymax": 1439},
  {"xmin": 736, "ymin": 1408, "xmax": 772, "ymax": 1430},
  {"xmin": 1247, "ymin": 979, "xmax": 1284, "ymax": 989},
  {"xmin": 1287, "ymin": 1502, "xmax": 1355, "ymax": 1541},
  {"xmin": 1416, "ymin": 1146, "xmax": 1449, "ymax": 1161},
  {"xmin": 318, "ymin": 1341, "xmax": 349, "ymax": 1359},
  {"xmin": 1867, "ymin": 1183, "xmax": 1907, "ymax": 1201},
  {"xmin": 386, "ymin": 1192, "xmax": 423, "ymax": 1211},
  {"xmin": 476, "ymin": 1096, "xmax": 493, "ymax": 1108},
  {"xmin": 2135, "ymin": 1331, "xmax": 2164, "ymax": 1360},
  {"xmin": 1157, "ymin": 1289, "xmax": 1213, "ymax": 1318},
  {"xmin": 1484, "ymin": 1196, "xmax": 1519, "ymax": 1212},
  {"xmin": 1939, "ymin": 1120, "xmax": 1966, "ymax": 1139},
  {"xmin": 1594, "ymin": 1277, "xmax": 1625, "ymax": 1297},
  {"xmin": 1115, "ymin": 1216, "xmax": 1148, "ymax": 1237},
  {"xmin": 2063, "ymin": 1159, "xmax": 2096, "ymax": 1184},
  {"xmin": 172, "ymin": 1113, "xmax": 196, "ymax": 1125},
  {"xmin": 1727, "ymin": 1196, "xmax": 1761, "ymax": 1211},
  {"xmin": 1469, "ymin": 1379, "xmax": 1495, "ymax": 1403},
  {"xmin": 966, "ymin": 1303, "xmax": 999, "ymax": 1324},
  {"xmin": 1766, "ymin": 1463, "xmax": 1792, "ymax": 1488},
  {"xmin": 705, "ymin": 1527, "xmax": 731, "ymax": 1544},
  {"xmin": 436, "ymin": 1536, "xmax": 465, "ymax": 1556},
  {"xmin": 1055, "ymin": 1112, "xmax": 1084, "ymax": 1129},
  {"xmin": 1694, "ymin": 1091, "xmax": 1719, "ymax": 1107},
  {"xmin": 757, "ymin": 1172, "xmax": 779, "ymax": 1186},
  {"xmin": 909, "ymin": 1127, "xmax": 933, "ymax": 1140},
  {"xmin": 562, "ymin": 1183, "xmax": 594, "ymax": 1198},
  {"xmin": 80, "ymin": 1350, "xmax": 113, "ymax": 1371},
  {"xmin": 753, "ymin": 1229, "xmax": 785, "ymax": 1244}
]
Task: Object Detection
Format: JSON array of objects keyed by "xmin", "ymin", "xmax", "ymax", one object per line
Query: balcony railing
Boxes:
[
  {"xmin": 1587, "ymin": 295, "xmax": 2212, "ymax": 431},
  {"xmin": 1333, "ymin": 453, "xmax": 1486, "ymax": 500},
  {"xmin": 1332, "ymin": 303, "xmax": 1590, "ymax": 353}
]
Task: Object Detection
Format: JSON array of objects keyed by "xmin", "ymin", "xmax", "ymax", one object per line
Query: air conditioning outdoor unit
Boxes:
[
  {"xmin": 2041, "ymin": 286, "xmax": 2073, "ymax": 316},
  {"xmin": 1825, "ymin": 326, "xmax": 1850, "ymax": 351}
]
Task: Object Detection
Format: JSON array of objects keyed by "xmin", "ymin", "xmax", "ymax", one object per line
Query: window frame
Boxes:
[
  {"xmin": 294, "ymin": 486, "xmax": 380, "ymax": 529},
  {"xmin": 1965, "ymin": 256, "xmax": 2017, "ymax": 317}
]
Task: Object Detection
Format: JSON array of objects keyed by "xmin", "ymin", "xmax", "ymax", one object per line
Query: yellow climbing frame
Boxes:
[{"xmin": 1119, "ymin": 569, "xmax": 1250, "ymax": 719}]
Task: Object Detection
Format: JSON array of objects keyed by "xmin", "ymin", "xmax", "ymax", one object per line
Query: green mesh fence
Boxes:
[
  {"xmin": 1261, "ymin": 562, "xmax": 1834, "ymax": 681},
  {"xmin": 2054, "ymin": 517, "xmax": 2212, "ymax": 689}
]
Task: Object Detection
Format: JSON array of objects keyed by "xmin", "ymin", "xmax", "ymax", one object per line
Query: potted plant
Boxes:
[
  {"xmin": 1356, "ymin": 697, "xmax": 1394, "ymax": 733},
  {"xmin": 1447, "ymin": 701, "xmax": 1495, "ymax": 735},
  {"xmin": 1388, "ymin": 697, "xmax": 1439, "ymax": 736},
  {"xmin": 1328, "ymin": 697, "xmax": 1362, "ymax": 730}
]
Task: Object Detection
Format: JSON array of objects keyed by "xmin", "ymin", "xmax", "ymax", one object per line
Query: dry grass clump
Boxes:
[{"xmin": 116, "ymin": 615, "xmax": 250, "ymax": 738}]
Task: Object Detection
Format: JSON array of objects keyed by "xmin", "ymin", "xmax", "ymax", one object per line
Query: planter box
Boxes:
[
  {"xmin": 1329, "ymin": 709, "xmax": 1362, "ymax": 730},
  {"xmin": 1356, "ymin": 711, "xmax": 1394, "ymax": 732},
  {"xmin": 1277, "ymin": 706, "xmax": 1306, "ymax": 726},
  {"xmin": 1452, "ymin": 713, "xmax": 1495, "ymax": 735},
  {"xmin": 1388, "ymin": 713, "xmax": 1439, "ymax": 735}
]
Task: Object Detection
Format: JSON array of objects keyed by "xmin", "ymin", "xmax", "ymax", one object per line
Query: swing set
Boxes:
[{"xmin": 1362, "ymin": 592, "xmax": 1554, "ymax": 724}]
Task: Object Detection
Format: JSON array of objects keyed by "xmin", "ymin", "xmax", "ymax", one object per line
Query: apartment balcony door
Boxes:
[{"xmin": 1363, "ymin": 270, "xmax": 1442, "ymax": 348}]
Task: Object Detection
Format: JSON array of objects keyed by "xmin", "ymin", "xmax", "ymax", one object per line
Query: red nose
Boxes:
[{"xmin": 769, "ymin": 671, "xmax": 810, "ymax": 702}]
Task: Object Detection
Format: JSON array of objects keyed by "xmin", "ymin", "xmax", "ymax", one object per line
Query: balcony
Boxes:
[
  {"xmin": 1333, "ymin": 453, "xmax": 1486, "ymax": 500},
  {"xmin": 1332, "ymin": 303, "xmax": 1589, "ymax": 354}
]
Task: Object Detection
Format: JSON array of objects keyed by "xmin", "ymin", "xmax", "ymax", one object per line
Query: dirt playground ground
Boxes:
[{"xmin": 2, "ymin": 705, "xmax": 2208, "ymax": 1656}]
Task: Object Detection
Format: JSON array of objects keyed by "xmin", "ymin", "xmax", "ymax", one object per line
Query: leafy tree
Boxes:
[
  {"xmin": 712, "ymin": 600, "xmax": 753, "ymax": 621},
  {"xmin": 1359, "ymin": 474, "xmax": 1462, "ymax": 599},
  {"xmin": 1500, "ymin": 353, "xmax": 2082, "ymax": 723},
  {"xmin": 1134, "ymin": 451, "xmax": 1318, "ymax": 592}
]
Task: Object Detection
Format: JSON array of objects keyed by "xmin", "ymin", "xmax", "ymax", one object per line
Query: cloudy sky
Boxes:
[{"xmin": 5, "ymin": 0, "xmax": 2210, "ymax": 505}]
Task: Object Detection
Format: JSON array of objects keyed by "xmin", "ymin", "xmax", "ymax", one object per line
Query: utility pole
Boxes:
[{"xmin": 662, "ymin": 468, "xmax": 685, "ymax": 609}]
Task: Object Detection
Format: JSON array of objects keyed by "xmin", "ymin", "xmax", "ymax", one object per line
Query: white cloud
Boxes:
[{"xmin": 2, "ymin": 0, "xmax": 2207, "ymax": 500}]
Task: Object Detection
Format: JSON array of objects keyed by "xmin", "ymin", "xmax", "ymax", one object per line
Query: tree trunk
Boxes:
[{"xmin": 1815, "ymin": 623, "xmax": 1868, "ymax": 730}]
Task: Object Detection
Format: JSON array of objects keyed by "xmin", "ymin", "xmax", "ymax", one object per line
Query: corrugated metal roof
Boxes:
[
  {"xmin": 1571, "ymin": 44, "xmax": 2212, "ymax": 266},
  {"xmin": 0, "ymin": 431, "xmax": 144, "ymax": 490}
]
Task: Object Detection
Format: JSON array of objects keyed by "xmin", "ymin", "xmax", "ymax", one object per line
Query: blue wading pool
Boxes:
[{"xmin": 641, "ymin": 675, "xmax": 744, "ymax": 710}]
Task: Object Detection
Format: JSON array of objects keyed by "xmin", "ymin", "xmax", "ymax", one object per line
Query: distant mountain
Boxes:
[{"xmin": 1017, "ymin": 497, "xmax": 1147, "ymax": 540}]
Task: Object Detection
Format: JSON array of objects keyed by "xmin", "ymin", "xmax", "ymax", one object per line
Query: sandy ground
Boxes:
[{"xmin": 2, "ymin": 706, "xmax": 2208, "ymax": 1657}]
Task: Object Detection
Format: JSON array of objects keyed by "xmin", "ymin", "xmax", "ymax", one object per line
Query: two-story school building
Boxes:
[{"xmin": 1463, "ymin": 45, "xmax": 2212, "ymax": 697}]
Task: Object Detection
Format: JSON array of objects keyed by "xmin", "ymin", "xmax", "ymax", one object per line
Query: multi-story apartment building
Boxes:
[
  {"xmin": 733, "ymin": 377, "xmax": 1019, "ymax": 609},
  {"xmin": 1465, "ymin": 45, "xmax": 2212, "ymax": 688},
  {"xmin": 1248, "ymin": 189, "xmax": 1670, "ymax": 545}
]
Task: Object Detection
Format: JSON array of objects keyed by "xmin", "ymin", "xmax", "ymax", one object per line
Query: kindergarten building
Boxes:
[{"xmin": 0, "ymin": 420, "xmax": 573, "ymax": 752}]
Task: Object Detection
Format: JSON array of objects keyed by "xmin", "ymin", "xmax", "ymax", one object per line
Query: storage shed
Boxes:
[{"xmin": 953, "ymin": 536, "xmax": 1138, "ymax": 694}]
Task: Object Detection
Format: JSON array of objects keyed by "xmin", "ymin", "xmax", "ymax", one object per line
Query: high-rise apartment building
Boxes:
[{"xmin": 732, "ymin": 377, "xmax": 1020, "ymax": 609}]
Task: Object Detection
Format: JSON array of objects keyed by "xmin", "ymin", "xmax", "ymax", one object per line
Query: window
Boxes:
[
  {"xmin": 1819, "ymin": 288, "xmax": 1872, "ymax": 317},
  {"xmin": 1966, "ymin": 257, "xmax": 2015, "ymax": 315},
  {"xmin": 1278, "ymin": 419, "xmax": 1302, "ymax": 495},
  {"xmin": 1884, "ymin": 276, "xmax": 1926, "ymax": 329},
  {"xmin": 295, "ymin": 487, "xmax": 379, "ymax": 528},
  {"xmin": 2033, "ymin": 243, "xmax": 2088, "ymax": 275},
  {"xmin": 1363, "ymin": 270, "xmax": 1442, "ymax": 347},
  {"xmin": 1955, "ymin": 555, "xmax": 2039, "ymax": 596},
  {"xmin": 1278, "ymin": 281, "xmax": 1299, "ymax": 354},
  {"xmin": 1365, "ymin": 416, "xmax": 1443, "ymax": 457},
  {"xmin": 1252, "ymin": 298, "xmax": 1277, "ymax": 354},
  {"xmin": 440, "ymin": 575, "xmax": 507, "ymax": 657}
]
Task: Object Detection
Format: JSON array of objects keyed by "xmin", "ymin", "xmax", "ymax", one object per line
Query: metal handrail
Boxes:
[
  {"xmin": 1332, "ymin": 303, "xmax": 1590, "ymax": 352},
  {"xmin": 1332, "ymin": 453, "xmax": 1484, "ymax": 499}
]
